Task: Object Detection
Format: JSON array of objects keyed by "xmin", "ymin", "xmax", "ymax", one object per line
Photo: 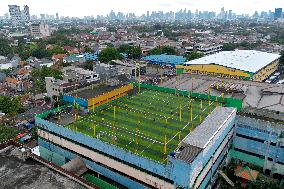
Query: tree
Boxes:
[
  {"xmin": 118, "ymin": 44, "xmax": 142, "ymax": 59},
  {"xmin": 31, "ymin": 66, "xmax": 63, "ymax": 93},
  {"xmin": 31, "ymin": 48, "xmax": 51, "ymax": 59},
  {"xmin": 0, "ymin": 125, "xmax": 18, "ymax": 143},
  {"xmin": 129, "ymin": 46, "xmax": 142, "ymax": 59},
  {"xmin": 223, "ymin": 43, "xmax": 237, "ymax": 51},
  {"xmin": 0, "ymin": 96, "xmax": 24, "ymax": 115},
  {"xmin": 49, "ymin": 45, "xmax": 68, "ymax": 55},
  {"xmin": 186, "ymin": 51, "xmax": 204, "ymax": 61},
  {"xmin": 98, "ymin": 47, "xmax": 122, "ymax": 63},
  {"xmin": 1, "ymin": 68, "xmax": 12, "ymax": 75},
  {"xmin": 84, "ymin": 47, "xmax": 93, "ymax": 53},
  {"xmin": 46, "ymin": 34, "xmax": 77, "ymax": 47},
  {"xmin": 0, "ymin": 38, "xmax": 13, "ymax": 56},
  {"xmin": 118, "ymin": 44, "xmax": 131, "ymax": 54},
  {"xmin": 84, "ymin": 61, "xmax": 94, "ymax": 71},
  {"xmin": 148, "ymin": 45, "xmax": 177, "ymax": 55}
]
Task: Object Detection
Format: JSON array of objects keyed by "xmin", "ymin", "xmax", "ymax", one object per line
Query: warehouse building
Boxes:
[{"xmin": 176, "ymin": 50, "xmax": 281, "ymax": 81}]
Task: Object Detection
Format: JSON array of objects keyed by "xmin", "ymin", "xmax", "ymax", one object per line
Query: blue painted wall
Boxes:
[
  {"xmin": 63, "ymin": 95, "xmax": 88, "ymax": 107},
  {"xmin": 38, "ymin": 138, "xmax": 147, "ymax": 189},
  {"xmin": 36, "ymin": 117, "xmax": 171, "ymax": 179}
]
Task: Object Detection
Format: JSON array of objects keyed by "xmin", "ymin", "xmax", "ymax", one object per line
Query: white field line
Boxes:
[
  {"xmin": 76, "ymin": 117, "xmax": 163, "ymax": 144},
  {"xmin": 139, "ymin": 140, "xmax": 156, "ymax": 155}
]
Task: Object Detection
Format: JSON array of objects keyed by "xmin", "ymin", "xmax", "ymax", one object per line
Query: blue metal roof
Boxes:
[
  {"xmin": 81, "ymin": 53, "xmax": 98, "ymax": 61},
  {"xmin": 141, "ymin": 54, "xmax": 186, "ymax": 67}
]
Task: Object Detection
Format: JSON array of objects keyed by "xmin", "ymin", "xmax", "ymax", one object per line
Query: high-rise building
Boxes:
[
  {"xmin": 8, "ymin": 5, "xmax": 21, "ymax": 25},
  {"xmin": 8, "ymin": 5, "xmax": 30, "ymax": 25},
  {"xmin": 56, "ymin": 13, "xmax": 59, "ymax": 20},
  {"xmin": 22, "ymin": 5, "xmax": 30, "ymax": 23},
  {"xmin": 40, "ymin": 14, "xmax": 46, "ymax": 20},
  {"xmin": 275, "ymin": 8, "xmax": 283, "ymax": 20}
]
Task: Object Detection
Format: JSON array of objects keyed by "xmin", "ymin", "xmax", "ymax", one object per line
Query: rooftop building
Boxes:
[
  {"xmin": 36, "ymin": 83, "xmax": 240, "ymax": 188},
  {"xmin": 178, "ymin": 50, "xmax": 281, "ymax": 81},
  {"xmin": 30, "ymin": 23, "xmax": 51, "ymax": 38}
]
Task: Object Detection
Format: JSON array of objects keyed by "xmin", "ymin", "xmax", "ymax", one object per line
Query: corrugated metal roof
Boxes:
[
  {"xmin": 182, "ymin": 107, "xmax": 236, "ymax": 149},
  {"xmin": 183, "ymin": 50, "xmax": 280, "ymax": 73},
  {"xmin": 176, "ymin": 146, "xmax": 202, "ymax": 164}
]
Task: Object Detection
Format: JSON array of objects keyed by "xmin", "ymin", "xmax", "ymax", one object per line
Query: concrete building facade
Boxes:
[{"xmin": 30, "ymin": 23, "xmax": 51, "ymax": 37}]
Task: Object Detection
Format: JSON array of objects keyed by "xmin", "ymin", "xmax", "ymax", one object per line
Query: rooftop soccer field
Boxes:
[{"xmin": 66, "ymin": 89, "xmax": 219, "ymax": 163}]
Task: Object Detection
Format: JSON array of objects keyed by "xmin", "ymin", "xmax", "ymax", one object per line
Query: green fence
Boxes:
[
  {"xmin": 37, "ymin": 105, "xmax": 71, "ymax": 119},
  {"xmin": 133, "ymin": 83, "xmax": 243, "ymax": 111},
  {"xmin": 82, "ymin": 173, "xmax": 118, "ymax": 189}
]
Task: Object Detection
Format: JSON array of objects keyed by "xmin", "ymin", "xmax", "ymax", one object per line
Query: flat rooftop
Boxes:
[
  {"xmin": 182, "ymin": 107, "xmax": 236, "ymax": 149},
  {"xmin": 161, "ymin": 74, "xmax": 284, "ymax": 121},
  {"xmin": 183, "ymin": 50, "xmax": 281, "ymax": 73},
  {"xmin": 63, "ymin": 88, "xmax": 216, "ymax": 163},
  {"xmin": 69, "ymin": 84, "xmax": 120, "ymax": 100}
]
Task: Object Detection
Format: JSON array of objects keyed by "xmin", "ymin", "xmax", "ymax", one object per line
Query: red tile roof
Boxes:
[
  {"xmin": 235, "ymin": 166, "xmax": 258, "ymax": 182},
  {"xmin": 5, "ymin": 77, "xmax": 20, "ymax": 84},
  {"xmin": 52, "ymin": 54, "xmax": 68, "ymax": 60},
  {"xmin": 17, "ymin": 68, "xmax": 29, "ymax": 75}
]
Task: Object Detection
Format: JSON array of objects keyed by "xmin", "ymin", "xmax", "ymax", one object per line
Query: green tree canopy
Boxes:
[
  {"xmin": 98, "ymin": 47, "xmax": 122, "ymax": 63},
  {"xmin": 0, "ymin": 125, "xmax": 18, "ymax": 143},
  {"xmin": 84, "ymin": 60, "xmax": 94, "ymax": 71},
  {"xmin": 0, "ymin": 38, "xmax": 13, "ymax": 56},
  {"xmin": 46, "ymin": 34, "xmax": 77, "ymax": 47},
  {"xmin": 31, "ymin": 66, "xmax": 63, "ymax": 93},
  {"xmin": 31, "ymin": 66, "xmax": 62, "ymax": 80},
  {"xmin": 148, "ymin": 45, "xmax": 177, "ymax": 55},
  {"xmin": 84, "ymin": 47, "xmax": 93, "ymax": 53},
  {"xmin": 118, "ymin": 44, "xmax": 142, "ymax": 59},
  {"xmin": 223, "ymin": 43, "xmax": 237, "ymax": 51},
  {"xmin": 186, "ymin": 51, "xmax": 204, "ymax": 61},
  {"xmin": 0, "ymin": 96, "xmax": 24, "ymax": 115},
  {"xmin": 50, "ymin": 45, "xmax": 68, "ymax": 55}
]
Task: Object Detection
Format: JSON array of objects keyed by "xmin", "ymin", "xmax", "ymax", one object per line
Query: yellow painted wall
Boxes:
[
  {"xmin": 176, "ymin": 64, "xmax": 251, "ymax": 79},
  {"xmin": 88, "ymin": 84, "xmax": 133, "ymax": 110},
  {"xmin": 252, "ymin": 60, "xmax": 279, "ymax": 81}
]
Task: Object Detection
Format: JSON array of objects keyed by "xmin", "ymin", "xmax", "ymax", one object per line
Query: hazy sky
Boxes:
[{"xmin": 1, "ymin": 0, "xmax": 283, "ymax": 17}]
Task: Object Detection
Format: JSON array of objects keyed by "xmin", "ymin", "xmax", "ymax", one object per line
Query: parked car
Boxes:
[{"xmin": 277, "ymin": 80, "xmax": 284, "ymax": 84}]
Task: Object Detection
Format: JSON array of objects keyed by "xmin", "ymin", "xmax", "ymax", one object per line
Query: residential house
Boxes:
[
  {"xmin": 63, "ymin": 67, "xmax": 99, "ymax": 83},
  {"xmin": 16, "ymin": 68, "xmax": 30, "ymax": 79},
  {"xmin": 0, "ymin": 56, "xmax": 21, "ymax": 69},
  {"xmin": 63, "ymin": 54, "xmax": 86, "ymax": 64},
  {"xmin": 52, "ymin": 54, "xmax": 68, "ymax": 62},
  {"xmin": 34, "ymin": 59, "xmax": 55, "ymax": 68},
  {"xmin": 63, "ymin": 46, "xmax": 79, "ymax": 54},
  {"xmin": 5, "ymin": 76, "xmax": 22, "ymax": 91}
]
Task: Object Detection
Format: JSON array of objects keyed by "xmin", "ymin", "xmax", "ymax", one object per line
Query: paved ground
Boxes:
[
  {"xmin": 0, "ymin": 152, "xmax": 85, "ymax": 189},
  {"xmin": 161, "ymin": 74, "xmax": 284, "ymax": 121}
]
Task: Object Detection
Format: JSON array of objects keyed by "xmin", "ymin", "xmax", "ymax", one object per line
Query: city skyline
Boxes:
[{"xmin": 0, "ymin": 0, "xmax": 283, "ymax": 17}]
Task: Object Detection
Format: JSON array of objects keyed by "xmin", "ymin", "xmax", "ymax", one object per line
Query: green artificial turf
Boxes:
[{"xmin": 66, "ymin": 89, "xmax": 220, "ymax": 163}]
